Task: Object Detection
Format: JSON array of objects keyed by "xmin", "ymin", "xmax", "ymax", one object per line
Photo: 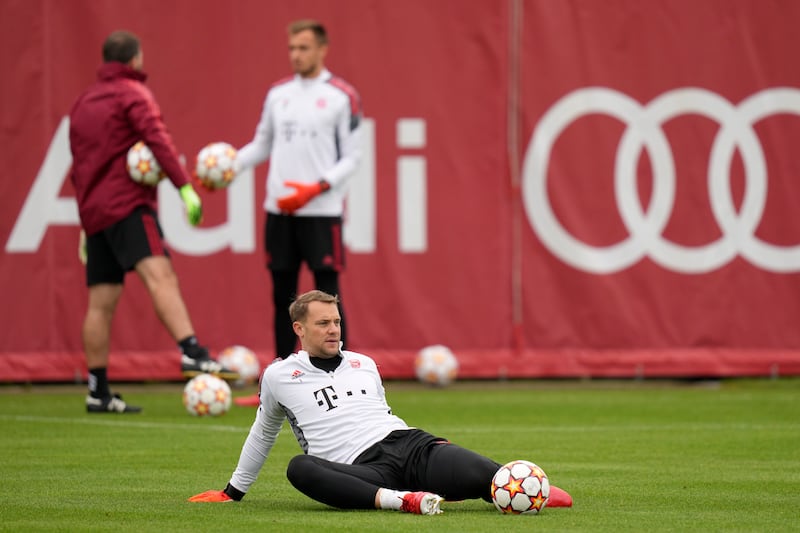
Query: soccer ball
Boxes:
[
  {"xmin": 126, "ymin": 141, "xmax": 165, "ymax": 186},
  {"xmin": 414, "ymin": 344, "xmax": 459, "ymax": 386},
  {"xmin": 183, "ymin": 373, "xmax": 232, "ymax": 416},
  {"xmin": 217, "ymin": 345, "xmax": 261, "ymax": 387},
  {"xmin": 195, "ymin": 141, "xmax": 238, "ymax": 190},
  {"xmin": 491, "ymin": 460, "xmax": 550, "ymax": 515}
]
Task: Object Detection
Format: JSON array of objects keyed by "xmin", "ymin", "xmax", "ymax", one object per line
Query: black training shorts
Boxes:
[
  {"xmin": 85, "ymin": 207, "xmax": 169, "ymax": 286},
  {"xmin": 265, "ymin": 213, "xmax": 344, "ymax": 272}
]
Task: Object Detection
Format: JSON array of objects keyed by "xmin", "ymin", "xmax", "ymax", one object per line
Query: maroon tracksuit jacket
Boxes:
[{"xmin": 69, "ymin": 62, "xmax": 190, "ymax": 235}]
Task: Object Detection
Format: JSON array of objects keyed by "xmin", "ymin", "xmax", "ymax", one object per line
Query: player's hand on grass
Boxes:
[
  {"xmin": 187, "ymin": 490, "xmax": 232, "ymax": 503},
  {"xmin": 179, "ymin": 183, "xmax": 203, "ymax": 225},
  {"xmin": 277, "ymin": 180, "xmax": 329, "ymax": 213}
]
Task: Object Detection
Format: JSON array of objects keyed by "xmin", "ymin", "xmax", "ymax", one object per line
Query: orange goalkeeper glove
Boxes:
[
  {"xmin": 277, "ymin": 180, "xmax": 330, "ymax": 214},
  {"xmin": 188, "ymin": 490, "xmax": 233, "ymax": 503},
  {"xmin": 188, "ymin": 483, "xmax": 245, "ymax": 502}
]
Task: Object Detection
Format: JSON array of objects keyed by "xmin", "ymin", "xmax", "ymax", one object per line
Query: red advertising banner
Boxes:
[
  {"xmin": 516, "ymin": 0, "xmax": 800, "ymax": 376},
  {"xmin": 1, "ymin": 0, "xmax": 799, "ymax": 382}
]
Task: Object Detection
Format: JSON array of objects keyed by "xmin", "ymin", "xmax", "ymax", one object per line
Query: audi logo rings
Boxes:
[{"xmin": 523, "ymin": 87, "xmax": 800, "ymax": 274}]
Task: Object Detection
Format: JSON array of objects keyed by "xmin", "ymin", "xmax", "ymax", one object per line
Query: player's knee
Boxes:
[
  {"xmin": 286, "ymin": 454, "xmax": 313, "ymax": 488},
  {"xmin": 136, "ymin": 256, "xmax": 177, "ymax": 286}
]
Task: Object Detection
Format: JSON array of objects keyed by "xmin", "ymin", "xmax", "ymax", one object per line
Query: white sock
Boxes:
[{"xmin": 378, "ymin": 489, "xmax": 409, "ymax": 511}]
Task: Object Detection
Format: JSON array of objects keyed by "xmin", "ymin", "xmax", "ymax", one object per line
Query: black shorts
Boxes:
[
  {"xmin": 352, "ymin": 429, "xmax": 500, "ymax": 502},
  {"xmin": 265, "ymin": 213, "xmax": 344, "ymax": 272},
  {"xmin": 85, "ymin": 207, "xmax": 169, "ymax": 286},
  {"xmin": 353, "ymin": 429, "xmax": 446, "ymax": 472}
]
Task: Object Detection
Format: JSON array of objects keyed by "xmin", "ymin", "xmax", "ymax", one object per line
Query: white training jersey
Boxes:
[
  {"xmin": 236, "ymin": 68, "xmax": 363, "ymax": 216},
  {"xmin": 228, "ymin": 350, "xmax": 409, "ymax": 494}
]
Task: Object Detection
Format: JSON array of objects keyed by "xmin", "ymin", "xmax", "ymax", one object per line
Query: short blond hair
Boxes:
[
  {"xmin": 288, "ymin": 19, "xmax": 328, "ymax": 45},
  {"xmin": 289, "ymin": 290, "xmax": 339, "ymax": 322}
]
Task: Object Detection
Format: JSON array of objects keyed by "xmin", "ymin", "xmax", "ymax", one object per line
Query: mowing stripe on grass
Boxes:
[
  {"xmin": 425, "ymin": 422, "xmax": 800, "ymax": 433},
  {"xmin": 0, "ymin": 414, "xmax": 255, "ymax": 433},
  {"xmin": 4, "ymin": 414, "xmax": 796, "ymax": 434}
]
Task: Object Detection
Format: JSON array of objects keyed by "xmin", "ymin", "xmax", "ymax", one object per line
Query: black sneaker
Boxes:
[
  {"xmin": 86, "ymin": 393, "xmax": 142, "ymax": 414},
  {"xmin": 181, "ymin": 345, "xmax": 239, "ymax": 380}
]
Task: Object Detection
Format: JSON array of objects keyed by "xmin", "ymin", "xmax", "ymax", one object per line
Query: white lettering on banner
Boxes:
[
  {"xmin": 5, "ymin": 117, "xmax": 78, "ymax": 251},
  {"xmin": 342, "ymin": 119, "xmax": 376, "ymax": 252},
  {"xmin": 5, "ymin": 117, "xmax": 430, "ymax": 255},
  {"xmin": 523, "ymin": 87, "xmax": 800, "ymax": 274},
  {"xmin": 4, "ymin": 116, "xmax": 257, "ymax": 254},
  {"xmin": 397, "ymin": 156, "xmax": 427, "ymax": 252},
  {"xmin": 396, "ymin": 118, "xmax": 427, "ymax": 253},
  {"xmin": 343, "ymin": 118, "xmax": 429, "ymax": 253}
]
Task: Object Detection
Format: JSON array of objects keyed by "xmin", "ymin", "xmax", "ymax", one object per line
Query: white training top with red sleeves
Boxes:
[{"xmin": 237, "ymin": 69, "xmax": 363, "ymax": 217}]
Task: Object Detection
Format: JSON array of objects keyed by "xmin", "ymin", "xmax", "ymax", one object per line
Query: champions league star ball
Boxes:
[
  {"xmin": 195, "ymin": 142, "xmax": 238, "ymax": 190},
  {"xmin": 491, "ymin": 460, "xmax": 550, "ymax": 515},
  {"xmin": 126, "ymin": 141, "xmax": 165, "ymax": 186},
  {"xmin": 414, "ymin": 344, "xmax": 459, "ymax": 386},
  {"xmin": 217, "ymin": 345, "xmax": 261, "ymax": 387},
  {"xmin": 183, "ymin": 373, "xmax": 232, "ymax": 416}
]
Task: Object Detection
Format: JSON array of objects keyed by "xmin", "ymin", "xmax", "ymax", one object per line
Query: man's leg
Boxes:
[
  {"xmin": 265, "ymin": 214, "xmax": 302, "ymax": 359},
  {"xmin": 422, "ymin": 444, "xmax": 573, "ymax": 507},
  {"xmin": 422, "ymin": 443, "xmax": 500, "ymax": 502},
  {"xmin": 84, "ymin": 283, "xmax": 123, "ymax": 393},
  {"xmin": 302, "ymin": 216, "xmax": 346, "ymax": 349},
  {"xmin": 286, "ymin": 455, "xmax": 443, "ymax": 514},
  {"xmin": 135, "ymin": 255, "xmax": 236, "ymax": 379},
  {"xmin": 83, "ymin": 282, "xmax": 142, "ymax": 413},
  {"xmin": 286, "ymin": 455, "xmax": 442, "ymax": 515},
  {"xmin": 135, "ymin": 255, "xmax": 193, "ymax": 341},
  {"xmin": 286, "ymin": 454, "xmax": 381, "ymax": 509},
  {"xmin": 271, "ymin": 269, "xmax": 300, "ymax": 358}
]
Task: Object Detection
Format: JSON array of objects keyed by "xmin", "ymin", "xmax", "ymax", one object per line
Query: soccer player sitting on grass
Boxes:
[{"xmin": 189, "ymin": 290, "xmax": 573, "ymax": 514}]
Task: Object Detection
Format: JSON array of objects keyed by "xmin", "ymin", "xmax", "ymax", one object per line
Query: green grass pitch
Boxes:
[{"xmin": 1, "ymin": 378, "xmax": 799, "ymax": 532}]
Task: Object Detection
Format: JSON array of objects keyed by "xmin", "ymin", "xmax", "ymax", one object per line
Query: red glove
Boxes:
[
  {"xmin": 187, "ymin": 490, "xmax": 233, "ymax": 503},
  {"xmin": 277, "ymin": 180, "xmax": 330, "ymax": 213}
]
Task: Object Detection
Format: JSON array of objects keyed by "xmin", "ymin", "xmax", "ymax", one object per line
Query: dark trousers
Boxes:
[{"xmin": 285, "ymin": 429, "xmax": 499, "ymax": 509}]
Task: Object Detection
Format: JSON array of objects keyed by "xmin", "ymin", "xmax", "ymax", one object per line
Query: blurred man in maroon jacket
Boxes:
[{"xmin": 69, "ymin": 30, "xmax": 236, "ymax": 413}]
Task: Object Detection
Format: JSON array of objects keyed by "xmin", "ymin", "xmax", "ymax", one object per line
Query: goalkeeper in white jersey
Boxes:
[
  {"xmin": 189, "ymin": 290, "xmax": 573, "ymax": 514},
  {"xmin": 235, "ymin": 19, "xmax": 362, "ymax": 361}
]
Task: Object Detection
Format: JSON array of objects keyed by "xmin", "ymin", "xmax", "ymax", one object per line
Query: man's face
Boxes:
[
  {"xmin": 294, "ymin": 301, "xmax": 341, "ymax": 358},
  {"xmin": 288, "ymin": 29, "xmax": 327, "ymax": 78}
]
